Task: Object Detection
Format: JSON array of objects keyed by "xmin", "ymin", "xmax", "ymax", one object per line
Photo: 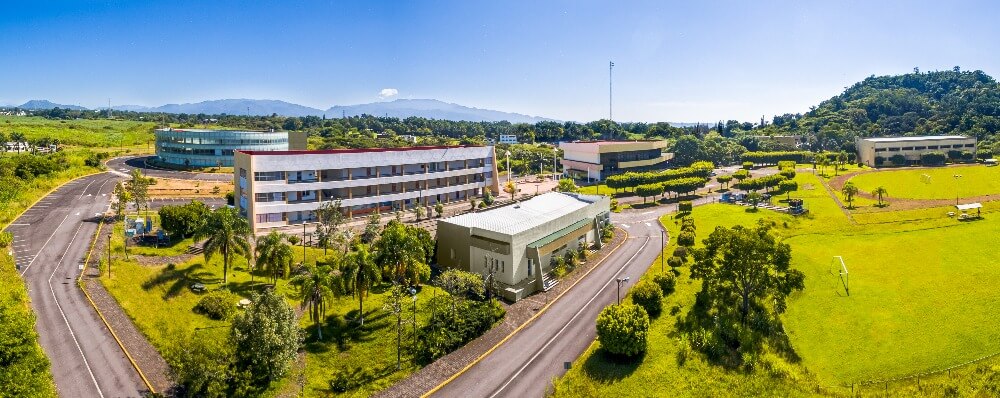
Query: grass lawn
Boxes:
[
  {"xmin": 101, "ymin": 223, "xmax": 450, "ymax": 397},
  {"xmin": 0, "ymin": 253, "xmax": 57, "ymax": 397},
  {"xmin": 0, "ymin": 116, "xmax": 154, "ymax": 147},
  {"xmin": 848, "ymin": 164, "xmax": 1000, "ymax": 199},
  {"xmin": 555, "ymin": 171, "xmax": 1000, "ymax": 395}
]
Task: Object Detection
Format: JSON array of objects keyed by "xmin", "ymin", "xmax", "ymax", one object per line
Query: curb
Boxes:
[
  {"xmin": 420, "ymin": 226, "xmax": 630, "ymax": 398},
  {"xmin": 78, "ymin": 218, "xmax": 157, "ymax": 395}
]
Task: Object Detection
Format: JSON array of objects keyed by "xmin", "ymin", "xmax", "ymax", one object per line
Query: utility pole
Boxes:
[
  {"xmin": 609, "ymin": 61, "xmax": 614, "ymax": 122},
  {"xmin": 108, "ymin": 234, "xmax": 112, "ymax": 278}
]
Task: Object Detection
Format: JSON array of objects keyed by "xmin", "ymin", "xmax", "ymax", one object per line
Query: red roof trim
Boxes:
[{"xmin": 236, "ymin": 145, "xmax": 487, "ymax": 156}]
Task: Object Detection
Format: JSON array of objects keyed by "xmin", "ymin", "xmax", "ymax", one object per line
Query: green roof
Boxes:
[{"xmin": 527, "ymin": 218, "xmax": 592, "ymax": 249}]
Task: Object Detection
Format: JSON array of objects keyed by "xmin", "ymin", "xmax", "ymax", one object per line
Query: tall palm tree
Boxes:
[
  {"xmin": 255, "ymin": 231, "xmax": 295, "ymax": 283},
  {"xmin": 872, "ymin": 186, "xmax": 888, "ymax": 206},
  {"xmin": 342, "ymin": 244, "xmax": 379, "ymax": 326},
  {"xmin": 841, "ymin": 181, "xmax": 860, "ymax": 209},
  {"xmin": 293, "ymin": 264, "xmax": 341, "ymax": 341},
  {"xmin": 194, "ymin": 207, "xmax": 252, "ymax": 285}
]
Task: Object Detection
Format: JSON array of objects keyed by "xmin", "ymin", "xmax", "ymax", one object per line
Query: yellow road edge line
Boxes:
[
  {"xmin": 77, "ymin": 190, "xmax": 157, "ymax": 395},
  {"xmin": 420, "ymin": 226, "xmax": 631, "ymax": 398}
]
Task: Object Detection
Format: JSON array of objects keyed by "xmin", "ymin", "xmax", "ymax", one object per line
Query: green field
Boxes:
[
  {"xmin": 848, "ymin": 165, "xmax": 1000, "ymax": 199},
  {"xmin": 102, "ymin": 223, "xmax": 451, "ymax": 397},
  {"xmin": 555, "ymin": 171, "xmax": 1000, "ymax": 395},
  {"xmin": 1, "ymin": 116, "xmax": 155, "ymax": 148}
]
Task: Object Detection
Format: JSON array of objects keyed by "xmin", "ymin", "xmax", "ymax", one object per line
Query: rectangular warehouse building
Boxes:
[
  {"xmin": 234, "ymin": 145, "xmax": 500, "ymax": 231},
  {"xmin": 435, "ymin": 192, "xmax": 610, "ymax": 302},
  {"xmin": 559, "ymin": 140, "xmax": 672, "ymax": 181},
  {"xmin": 856, "ymin": 135, "xmax": 977, "ymax": 166}
]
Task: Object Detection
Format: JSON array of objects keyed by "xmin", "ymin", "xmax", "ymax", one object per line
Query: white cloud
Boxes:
[{"xmin": 379, "ymin": 88, "xmax": 398, "ymax": 99}]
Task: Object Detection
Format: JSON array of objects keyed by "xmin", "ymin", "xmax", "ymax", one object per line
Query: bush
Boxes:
[
  {"xmin": 677, "ymin": 231, "xmax": 695, "ymax": 247},
  {"xmin": 194, "ymin": 290, "xmax": 239, "ymax": 320},
  {"xmin": 159, "ymin": 200, "xmax": 211, "ymax": 238},
  {"xmin": 329, "ymin": 366, "xmax": 372, "ymax": 393},
  {"xmin": 596, "ymin": 304, "xmax": 649, "ymax": 357},
  {"xmin": 778, "ymin": 168, "xmax": 796, "ymax": 179},
  {"xmin": 742, "ymin": 161, "xmax": 754, "ymax": 170},
  {"xmin": 601, "ymin": 224, "xmax": 614, "ymax": 242},
  {"xmin": 667, "ymin": 256, "xmax": 683, "ymax": 269},
  {"xmin": 287, "ymin": 235, "xmax": 301, "ymax": 245},
  {"xmin": 0, "ymin": 231, "xmax": 12, "ymax": 248},
  {"xmin": 415, "ymin": 298, "xmax": 505, "ymax": 364},
  {"xmin": 678, "ymin": 201, "xmax": 693, "ymax": 212},
  {"xmin": 630, "ymin": 280, "xmax": 663, "ymax": 317},
  {"xmin": 672, "ymin": 246, "xmax": 687, "ymax": 259},
  {"xmin": 921, "ymin": 152, "xmax": 947, "ymax": 166},
  {"xmin": 776, "ymin": 160, "xmax": 795, "ymax": 169},
  {"xmin": 653, "ymin": 272, "xmax": 676, "ymax": 295}
]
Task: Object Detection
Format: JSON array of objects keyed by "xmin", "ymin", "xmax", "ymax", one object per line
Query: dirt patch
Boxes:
[{"xmin": 149, "ymin": 177, "xmax": 233, "ymax": 198}]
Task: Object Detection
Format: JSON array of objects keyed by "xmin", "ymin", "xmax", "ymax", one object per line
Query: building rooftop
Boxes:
[
  {"xmin": 442, "ymin": 192, "xmax": 603, "ymax": 235},
  {"xmin": 564, "ymin": 140, "xmax": 661, "ymax": 145},
  {"xmin": 237, "ymin": 144, "xmax": 486, "ymax": 156},
  {"xmin": 862, "ymin": 135, "xmax": 972, "ymax": 143},
  {"xmin": 155, "ymin": 128, "xmax": 286, "ymax": 133}
]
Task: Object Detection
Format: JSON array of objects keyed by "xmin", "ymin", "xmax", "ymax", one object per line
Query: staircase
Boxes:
[
  {"xmin": 542, "ymin": 272, "xmax": 559, "ymax": 291},
  {"xmin": 185, "ymin": 244, "xmax": 204, "ymax": 255}
]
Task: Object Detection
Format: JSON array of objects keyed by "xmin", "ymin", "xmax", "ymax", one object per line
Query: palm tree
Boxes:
[
  {"xmin": 342, "ymin": 244, "xmax": 379, "ymax": 325},
  {"xmin": 293, "ymin": 264, "xmax": 341, "ymax": 341},
  {"xmin": 255, "ymin": 231, "xmax": 295, "ymax": 283},
  {"xmin": 194, "ymin": 207, "xmax": 252, "ymax": 285},
  {"xmin": 841, "ymin": 181, "xmax": 860, "ymax": 209},
  {"xmin": 872, "ymin": 186, "xmax": 888, "ymax": 207}
]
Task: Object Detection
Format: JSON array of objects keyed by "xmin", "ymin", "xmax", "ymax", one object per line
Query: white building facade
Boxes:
[
  {"xmin": 234, "ymin": 145, "xmax": 500, "ymax": 231},
  {"xmin": 498, "ymin": 134, "xmax": 518, "ymax": 144},
  {"xmin": 856, "ymin": 135, "xmax": 977, "ymax": 166}
]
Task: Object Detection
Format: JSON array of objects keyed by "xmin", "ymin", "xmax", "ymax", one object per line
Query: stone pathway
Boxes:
[{"xmin": 373, "ymin": 230, "xmax": 628, "ymax": 398}]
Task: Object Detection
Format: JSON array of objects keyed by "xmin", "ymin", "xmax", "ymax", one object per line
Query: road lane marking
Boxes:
[
  {"xmin": 645, "ymin": 222, "xmax": 652, "ymax": 227},
  {"xmin": 488, "ymin": 237, "xmax": 652, "ymax": 398},
  {"xmin": 620, "ymin": 224, "xmax": 630, "ymax": 228},
  {"xmin": 9, "ymin": 223, "xmax": 29, "ymax": 226},
  {"xmin": 19, "ymin": 212, "xmax": 73, "ymax": 276},
  {"xmin": 47, "ymin": 222, "xmax": 105, "ymax": 398}
]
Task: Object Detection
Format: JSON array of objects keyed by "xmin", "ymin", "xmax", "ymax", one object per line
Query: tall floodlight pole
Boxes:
[
  {"xmin": 505, "ymin": 150, "xmax": 511, "ymax": 186},
  {"xmin": 609, "ymin": 61, "xmax": 614, "ymax": 122}
]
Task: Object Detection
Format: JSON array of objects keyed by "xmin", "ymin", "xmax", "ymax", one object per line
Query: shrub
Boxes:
[
  {"xmin": 921, "ymin": 152, "xmax": 947, "ymax": 166},
  {"xmin": 667, "ymin": 256, "xmax": 683, "ymax": 269},
  {"xmin": 778, "ymin": 168, "xmax": 796, "ymax": 179},
  {"xmin": 194, "ymin": 290, "xmax": 239, "ymax": 320},
  {"xmin": 672, "ymin": 246, "xmax": 688, "ymax": 259},
  {"xmin": 742, "ymin": 161, "xmax": 753, "ymax": 170},
  {"xmin": 890, "ymin": 154, "xmax": 907, "ymax": 166},
  {"xmin": 677, "ymin": 231, "xmax": 695, "ymax": 247},
  {"xmin": 329, "ymin": 366, "xmax": 372, "ymax": 393},
  {"xmin": 0, "ymin": 231, "xmax": 12, "ymax": 248},
  {"xmin": 678, "ymin": 201, "xmax": 693, "ymax": 212},
  {"xmin": 414, "ymin": 298, "xmax": 505, "ymax": 364},
  {"xmin": 596, "ymin": 304, "xmax": 649, "ymax": 357},
  {"xmin": 653, "ymin": 272, "xmax": 676, "ymax": 295},
  {"xmin": 287, "ymin": 235, "xmax": 301, "ymax": 246},
  {"xmin": 601, "ymin": 224, "xmax": 614, "ymax": 242},
  {"xmin": 630, "ymin": 280, "xmax": 663, "ymax": 317},
  {"xmin": 776, "ymin": 160, "xmax": 795, "ymax": 169},
  {"xmin": 577, "ymin": 247, "xmax": 588, "ymax": 261}
]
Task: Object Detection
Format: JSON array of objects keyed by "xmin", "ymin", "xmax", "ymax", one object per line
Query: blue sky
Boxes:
[{"xmin": 2, "ymin": 0, "xmax": 999, "ymax": 122}]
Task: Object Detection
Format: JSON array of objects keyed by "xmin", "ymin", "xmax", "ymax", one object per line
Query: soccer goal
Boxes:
[
  {"xmin": 921, "ymin": 174, "xmax": 932, "ymax": 184},
  {"xmin": 831, "ymin": 256, "xmax": 849, "ymax": 296}
]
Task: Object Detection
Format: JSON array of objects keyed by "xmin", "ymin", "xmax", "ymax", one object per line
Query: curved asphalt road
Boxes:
[
  {"xmin": 5, "ymin": 172, "xmax": 147, "ymax": 397},
  {"xmin": 431, "ymin": 209, "xmax": 668, "ymax": 398},
  {"xmin": 107, "ymin": 155, "xmax": 233, "ymax": 182}
]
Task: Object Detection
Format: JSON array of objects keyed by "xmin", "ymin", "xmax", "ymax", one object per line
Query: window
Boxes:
[
  {"xmin": 528, "ymin": 259, "xmax": 533, "ymax": 276},
  {"xmin": 914, "ymin": 146, "xmax": 926, "ymax": 150},
  {"xmin": 901, "ymin": 147, "xmax": 913, "ymax": 150},
  {"xmin": 875, "ymin": 148, "xmax": 886, "ymax": 152},
  {"xmin": 928, "ymin": 145, "xmax": 939, "ymax": 149},
  {"xmin": 254, "ymin": 171, "xmax": 284, "ymax": 181},
  {"xmin": 239, "ymin": 168, "xmax": 247, "ymax": 177},
  {"xmin": 965, "ymin": 144, "xmax": 975, "ymax": 148},
  {"xmin": 887, "ymin": 147, "xmax": 900, "ymax": 152}
]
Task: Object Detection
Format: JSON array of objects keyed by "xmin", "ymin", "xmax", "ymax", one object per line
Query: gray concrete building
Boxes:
[
  {"xmin": 856, "ymin": 135, "xmax": 976, "ymax": 166},
  {"xmin": 559, "ymin": 140, "xmax": 672, "ymax": 181},
  {"xmin": 155, "ymin": 128, "xmax": 307, "ymax": 167},
  {"xmin": 435, "ymin": 192, "xmax": 610, "ymax": 302}
]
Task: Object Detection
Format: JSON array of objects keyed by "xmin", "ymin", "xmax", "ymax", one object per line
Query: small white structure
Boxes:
[
  {"xmin": 499, "ymin": 134, "xmax": 518, "ymax": 144},
  {"xmin": 955, "ymin": 203, "xmax": 983, "ymax": 219}
]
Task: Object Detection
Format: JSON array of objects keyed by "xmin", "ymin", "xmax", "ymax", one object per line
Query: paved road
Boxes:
[
  {"xmin": 5, "ymin": 173, "xmax": 147, "ymax": 397},
  {"xmin": 107, "ymin": 155, "xmax": 232, "ymax": 182},
  {"xmin": 431, "ymin": 208, "xmax": 668, "ymax": 398}
]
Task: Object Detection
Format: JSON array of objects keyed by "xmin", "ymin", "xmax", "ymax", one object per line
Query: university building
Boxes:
[
  {"xmin": 856, "ymin": 135, "xmax": 977, "ymax": 166},
  {"xmin": 233, "ymin": 145, "xmax": 499, "ymax": 231},
  {"xmin": 155, "ymin": 128, "xmax": 307, "ymax": 167},
  {"xmin": 435, "ymin": 192, "xmax": 610, "ymax": 302},
  {"xmin": 559, "ymin": 140, "xmax": 672, "ymax": 181}
]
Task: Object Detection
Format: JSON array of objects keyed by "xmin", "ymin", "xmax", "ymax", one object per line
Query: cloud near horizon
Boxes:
[{"xmin": 379, "ymin": 88, "xmax": 398, "ymax": 99}]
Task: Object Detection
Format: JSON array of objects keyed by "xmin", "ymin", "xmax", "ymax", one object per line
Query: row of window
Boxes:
[
  {"xmin": 158, "ymin": 146, "xmax": 235, "ymax": 156},
  {"xmin": 254, "ymin": 167, "xmax": 488, "ymax": 182},
  {"xmin": 875, "ymin": 143, "xmax": 974, "ymax": 152},
  {"xmin": 157, "ymin": 137, "xmax": 287, "ymax": 145}
]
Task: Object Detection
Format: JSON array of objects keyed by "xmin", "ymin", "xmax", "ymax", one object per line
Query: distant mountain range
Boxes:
[{"xmin": 12, "ymin": 98, "xmax": 555, "ymax": 124}]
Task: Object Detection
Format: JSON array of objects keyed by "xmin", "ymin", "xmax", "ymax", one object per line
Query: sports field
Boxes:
[
  {"xmin": 554, "ymin": 171, "xmax": 1000, "ymax": 395},
  {"xmin": 848, "ymin": 164, "xmax": 1000, "ymax": 199}
]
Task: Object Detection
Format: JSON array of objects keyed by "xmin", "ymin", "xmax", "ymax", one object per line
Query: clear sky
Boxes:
[{"xmin": 2, "ymin": 0, "xmax": 999, "ymax": 123}]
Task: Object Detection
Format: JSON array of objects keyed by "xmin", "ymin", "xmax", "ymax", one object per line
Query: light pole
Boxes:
[
  {"xmin": 553, "ymin": 148, "xmax": 560, "ymax": 181},
  {"xmin": 409, "ymin": 288, "xmax": 417, "ymax": 347},
  {"xmin": 615, "ymin": 276, "xmax": 629, "ymax": 305},
  {"xmin": 505, "ymin": 150, "xmax": 512, "ymax": 186},
  {"xmin": 302, "ymin": 222, "xmax": 307, "ymax": 265},
  {"xmin": 660, "ymin": 231, "xmax": 665, "ymax": 273},
  {"xmin": 107, "ymin": 234, "xmax": 112, "ymax": 278}
]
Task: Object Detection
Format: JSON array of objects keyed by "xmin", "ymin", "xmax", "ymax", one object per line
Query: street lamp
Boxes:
[
  {"xmin": 660, "ymin": 231, "xmax": 665, "ymax": 273},
  {"xmin": 409, "ymin": 288, "xmax": 417, "ymax": 347},
  {"xmin": 615, "ymin": 276, "xmax": 630, "ymax": 305},
  {"xmin": 553, "ymin": 148, "xmax": 560, "ymax": 181},
  {"xmin": 505, "ymin": 150, "xmax": 512, "ymax": 186}
]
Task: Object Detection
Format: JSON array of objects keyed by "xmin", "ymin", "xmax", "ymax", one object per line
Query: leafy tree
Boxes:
[
  {"xmin": 841, "ymin": 181, "xmax": 860, "ymax": 208},
  {"xmin": 635, "ymin": 183, "xmax": 663, "ymax": 203},
  {"xmin": 194, "ymin": 207, "xmax": 252, "ymax": 285},
  {"xmin": 503, "ymin": 180, "xmax": 517, "ymax": 200},
  {"xmin": 413, "ymin": 205, "xmax": 425, "ymax": 220},
  {"xmin": 652, "ymin": 272, "xmax": 676, "ymax": 295},
  {"xmin": 112, "ymin": 181, "xmax": 131, "ymax": 221},
  {"xmin": 872, "ymin": 185, "xmax": 888, "ymax": 206},
  {"xmin": 667, "ymin": 256, "xmax": 683, "ymax": 270},
  {"xmin": 293, "ymin": 263, "xmax": 341, "ymax": 341},
  {"xmin": 745, "ymin": 191, "xmax": 763, "ymax": 208},
  {"xmin": 595, "ymin": 303, "xmax": 649, "ymax": 357},
  {"xmin": 382, "ymin": 284, "xmax": 412, "ymax": 370},
  {"xmin": 677, "ymin": 231, "xmax": 696, "ymax": 247},
  {"xmin": 171, "ymin": 334, "xmax": 233, "ymax": 398},
  {"xmin": 374, "ymin": 220, "xmax": 432, "ymax": 285},
  {"xmin": 732, "ymin": 169, "xmax": 750, "ymax": 183},
  {"xmin": 126, "ymin": 168, "xmax": 150, "ymax": 218},
  {"xmin": 716, "ymin": 175, "xmax": 733, "ymax": 189},
  {"xmin": 691, "ymin": 222, "xmax": 804, "ymax": 326},
  {"xmin": 255, "ymin": 231, "xmax": 295, "ymax": 283},
  {"xmin": 482, "ymin": 187, "xmax": 494, "ymax": 205},
  {"xmin": 0, "ymin": 300, "xmax": 55, "ymax": 397},
  {"xmin": 435, "ymin": 269, "xmax": 486, "ymax": 301},
  {"xmin": 360, "ymin": 212, "xmax": 381, "ymax": 244},
  {"xmin": 314, "ymin": 200, "xmax": 344, "ymax": 255},
  {"xmin": 672, "ymin": 135, "xmax": 705, "ymax": 166},
  {"xmin": 630, "ymin": 280, "xmax": 663, "ymax": 318},
  {"xmin": 158, "ymin": 200, "xmax": 210, "ymax": 238},
  {"xmin": 890, "ymin": 154, "xmax": 907, "ymax": 166},
  {"xmin": 342, "ymin": 244, "xmax": 379, "ymax": 325},
  {"xmin": 434, "ymin": 202, "xmax": 444, "ymax": 218},
  {"xmin": 230, "ymin": 289, "xmax": 302, "ymax": 388},
  {"xmin": 556, "ymin": 178, "xmax": 578, "ymax": 193}
]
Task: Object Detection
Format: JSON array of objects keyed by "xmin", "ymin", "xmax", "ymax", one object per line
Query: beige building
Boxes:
[
  {"xmin": 234, "ymin": 145, "xmax": 500, "ymax": 231},
  {"xmin": 435, "ymin": 192, "xmax": 610, "ymax": 302},
  {"xmin": 753, "ymin": 135, "xmax": 801, "ymax": 148},
  {"xmin": 559, "ymin": 140, "xmax": 672, "ymax": 181},
  {"xmin": 856, "ymin": 135, "xmax": 977, "ymax": 166}
]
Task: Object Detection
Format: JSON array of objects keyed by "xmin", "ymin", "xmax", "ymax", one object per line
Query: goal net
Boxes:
[{"xmin": 831, "ymin": 256, "xmax": 849, "ymax": 296}]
